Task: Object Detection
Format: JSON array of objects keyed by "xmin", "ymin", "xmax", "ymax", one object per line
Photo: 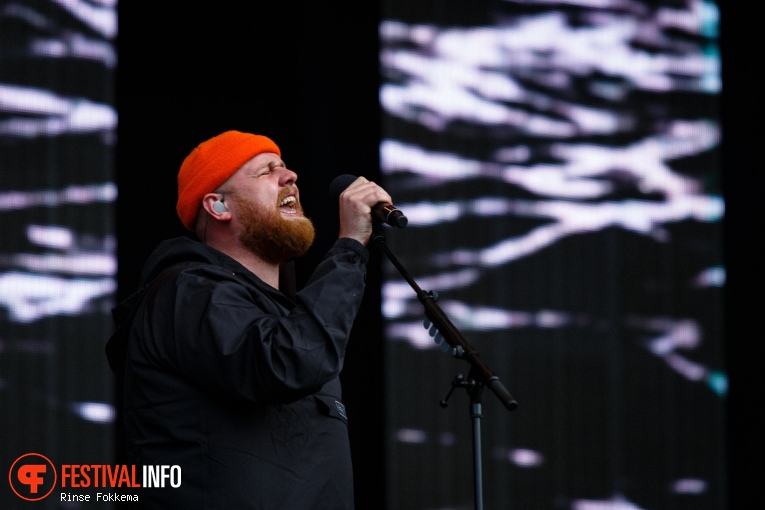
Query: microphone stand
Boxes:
[{"xmin": 372, "ymin": 228, "xmax": 518, "ymax": 510}]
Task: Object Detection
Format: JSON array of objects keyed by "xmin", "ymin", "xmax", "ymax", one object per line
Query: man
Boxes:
[{"xmin": 106, "ymin": 130, "xmax": 392, "ymax": 509}]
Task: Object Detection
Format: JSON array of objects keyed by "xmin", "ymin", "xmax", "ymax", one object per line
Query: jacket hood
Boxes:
[
  {"xmin": 105, "ymin": 237, "xmax": 299, "ymax": 375},
  {"xmin": 137, "ymin": 236, "xmax": 231, "ymax": 285},
  {"xmin": 105, "ymin": 237, "xmax": 232, "ymax": 375}
]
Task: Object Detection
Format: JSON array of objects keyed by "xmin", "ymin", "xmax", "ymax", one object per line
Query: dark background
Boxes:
[
  {"xmin": 114, "ymin": 3, "xmax": 762, "ymax": 509},
  {"xmin": 114, "ymin": 3, "xmax": 387, "ymax": 508},
  {"xmin": 719, "ymin": 4, "xmax": 765, "ymax": 509}
]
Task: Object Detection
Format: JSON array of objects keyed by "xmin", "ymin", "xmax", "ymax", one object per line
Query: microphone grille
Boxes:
[{"xmin": 329, "ymin": 174, "xmax": 358, "ymax": 201}]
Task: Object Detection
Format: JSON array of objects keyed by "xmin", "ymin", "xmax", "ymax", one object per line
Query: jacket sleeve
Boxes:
[{"xmin": 165, "ymin": 238, "xmax": 369, "ymax": 404}]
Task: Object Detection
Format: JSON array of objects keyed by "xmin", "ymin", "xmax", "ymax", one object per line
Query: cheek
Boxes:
[{"xmin": 244, "ymin": 187, "xmax": 277, "ymax": 208}]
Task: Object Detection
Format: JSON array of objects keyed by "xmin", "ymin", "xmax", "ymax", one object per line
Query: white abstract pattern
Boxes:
[{"xmin": 380, "ymin": 1, "xmax": 725, "ymax": 509}]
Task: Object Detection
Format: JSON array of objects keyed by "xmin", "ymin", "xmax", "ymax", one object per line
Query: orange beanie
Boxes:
[{"xmin": 176, "ymin": 130, "xmax": 281, "ymax": 230}]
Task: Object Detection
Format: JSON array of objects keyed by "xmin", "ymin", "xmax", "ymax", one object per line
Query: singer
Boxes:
[{"xmin": 105, "ymin": 130, "xmax": 394, "ymax": 509}]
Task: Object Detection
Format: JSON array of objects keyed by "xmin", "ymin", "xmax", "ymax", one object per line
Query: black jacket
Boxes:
[{"xmin": 106, "ymin": 236, "xmax": 369, "ymax": 509}]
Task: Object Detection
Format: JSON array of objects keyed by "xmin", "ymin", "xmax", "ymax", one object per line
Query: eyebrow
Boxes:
[{"xmin": 247, "ymin": 157, "xmax": 285, "ymax": 176}]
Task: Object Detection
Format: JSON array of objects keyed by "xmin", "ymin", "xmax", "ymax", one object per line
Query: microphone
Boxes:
[{"xmin": 329, "ymin": 174, "xmax": 408, "ymax": 228}]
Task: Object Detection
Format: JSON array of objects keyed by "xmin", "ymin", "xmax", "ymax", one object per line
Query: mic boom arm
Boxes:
[{"xmin": 372, "ymin": 230, "xmax": 518, "ymax": 411}]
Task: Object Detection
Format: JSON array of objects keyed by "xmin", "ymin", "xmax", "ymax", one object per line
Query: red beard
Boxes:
[{"xmin": 235, "ymin": 192, "xmax": 316, "ymax": 264}]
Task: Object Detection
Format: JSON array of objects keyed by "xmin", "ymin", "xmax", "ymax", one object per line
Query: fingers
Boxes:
[
  {"xmin": 337, "ymin": 176, "xmax": 393, "ymax": 245},
  {"xmin": 340, "ymin": 177, "xmax": 392, "ymax": 209}
]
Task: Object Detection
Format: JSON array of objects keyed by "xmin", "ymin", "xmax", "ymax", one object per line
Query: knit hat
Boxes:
[{"xmin": 176, "ymin": 130, "xmax": 281, "ymax": 230}]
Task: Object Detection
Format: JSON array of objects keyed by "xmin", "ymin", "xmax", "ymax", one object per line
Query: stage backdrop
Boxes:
[
  {"xmin": 0, "ymin": 1, "xmax": 731, "ymax": 509},
  {"xmin": 379, "ymin": 1, "xmax": 726, "ymax": 509},
  {"xmin": 0, "ymin": 0, "xmax": 118, "ymax": 508}
]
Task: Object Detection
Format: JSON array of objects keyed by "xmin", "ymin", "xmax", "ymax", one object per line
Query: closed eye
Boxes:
[{"xmin": 256, "ymin": 161, "xmax": 286, "ymax": 178}]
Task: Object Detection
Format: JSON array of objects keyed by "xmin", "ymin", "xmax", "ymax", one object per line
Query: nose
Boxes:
[{"xmin": 279, "ymin": 166, "xmax": 298, "ymax": 186}]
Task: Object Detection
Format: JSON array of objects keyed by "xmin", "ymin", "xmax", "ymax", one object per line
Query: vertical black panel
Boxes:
[
  {"xmin": 115, "ymin": 2, "xmax": 385, "ymax": 509},
  {"xmin": 720, "ymin": 3, "xmax": 765, "ymax": 510}
]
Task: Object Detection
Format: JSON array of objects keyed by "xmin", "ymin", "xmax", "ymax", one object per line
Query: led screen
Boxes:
[
  {"xmin": 379, "ymin": 1, "xmax": 725, "ymax": 509},
  {"xmin": 0, "ymin": 1, "xmax": 117, "ymax": 508}
]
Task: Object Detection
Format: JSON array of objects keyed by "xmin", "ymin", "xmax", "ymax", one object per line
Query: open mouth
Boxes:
[{"xmin": 279, "ymin": 195, "xmax": 300, "ymax": 215}]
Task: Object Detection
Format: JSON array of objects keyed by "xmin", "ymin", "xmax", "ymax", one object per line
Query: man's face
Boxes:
[{"xmin": 226, "ymin": 153, "xmax": 316, "ymax": 264}]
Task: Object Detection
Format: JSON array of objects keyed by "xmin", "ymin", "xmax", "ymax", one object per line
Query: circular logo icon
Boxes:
[{"xmin": 8, "ymin": 453, "xmax": 57, "ymax": 501}]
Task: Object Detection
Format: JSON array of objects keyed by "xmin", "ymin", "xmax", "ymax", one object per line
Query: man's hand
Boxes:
[{"xmin": 337, "ymin": 176, "xmax": 394, "ymax": 245}]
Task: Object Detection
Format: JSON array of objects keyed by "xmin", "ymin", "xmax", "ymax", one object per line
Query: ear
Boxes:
[{"xmin": 202, "ymin": 193, "xmax": 231, "ymax": 221}]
